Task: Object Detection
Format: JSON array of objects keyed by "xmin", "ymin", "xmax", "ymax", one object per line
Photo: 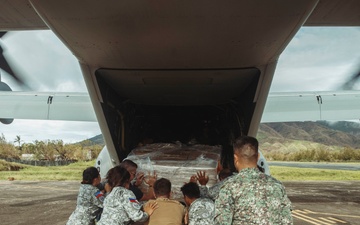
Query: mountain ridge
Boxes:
[
  {"xmin": 258, "ymin": 121, "xmax": 360, "ymax": 153},
  {"xmin": 85, "ymin": 121, "xmax": 360, "ymax": 151}
]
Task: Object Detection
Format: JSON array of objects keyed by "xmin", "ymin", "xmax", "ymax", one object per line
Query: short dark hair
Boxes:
[
  {"xmin": 180, "ymin": 182, "xmax": 200, "ymax": 199},
  {"xmin": 120, "ymin": 159, "xmax": 138, "ymax": 170},
  {"xmin": 233, "ymin": 136, "xmax": 258, "ymax": 162},
  {"xmin": 82, "ymin": 167, "xmax": 99, "ymax": 184},
  {"xmin": 153, "ymin": 178, "xmax": 171, "ymax": 196},
  {"xmin": 106, "ymin": 166, "xmax": 130, "ymax": 188}
]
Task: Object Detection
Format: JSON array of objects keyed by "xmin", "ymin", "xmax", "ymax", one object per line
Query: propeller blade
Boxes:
[
  {"xmin": 0, "ymin": 32, "xmax": 6, "ymax": 38},
  {"xmin": 0, "ymin": 45, "xmax": 17, "ymax": 79},
  {"xmin": 0, "ymin": 32, "xmax": 31, "ymax": 90},
  {"xmin": 342, "ymin": 66, "xmax": 360, "ymax": 90},
  {"xmin": 342, "ymin": 74, "xmax": 360, "ymax": 90}
]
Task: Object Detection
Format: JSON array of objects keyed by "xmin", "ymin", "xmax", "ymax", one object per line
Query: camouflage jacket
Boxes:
[
  {"xmin": 188, "ymin": 197, "xmax": 215, "ymax": 225},
  {"xmin": 66, "ymin": 184, "xmax": 104, "ymax": 225},
  {"xmin": 214, "ymin": 168, "xmax": 293, "ymax": 225},
  {"xmin": 97, "ymin": 186, "xmax": 148, "ymax": 225},
  {"xmin": 199, "ymin": 176, "xmax": 232, "ymax": 201}
]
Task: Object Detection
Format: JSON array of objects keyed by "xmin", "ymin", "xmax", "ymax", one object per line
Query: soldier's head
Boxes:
[
  {"xmin": 106, "ymin": 165, "xmax": 130, "ymax": 189},
  {"xmin": 180, "ymin": 182, "xmax": 200, "ymax": 206},
  {"xmin": 153, "ymin": 178, "xmax": 171, "ymax": 198},
  {"xmin": 120, "ymin": 159, "xmax": 138, "ymax": 181},
  {"xmin": 82, "ymin": 166, "xmax": 100, "ymax": 186},
  {"xmin": 233, "ymin": 136, "xmax": 259, "ymax": 171}
]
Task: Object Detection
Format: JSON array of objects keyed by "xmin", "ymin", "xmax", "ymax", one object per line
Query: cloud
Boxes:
[
  {"xmin": 1, "ymin": 31, "xmax": 86, "ymax": 92},
  {"xmin": 1, "ymin": 31, "xmax": 96, "ymax": 144},
  {"xmin": 1, "ymin": 119, "xmax": 101, "ymax": 144},
  {"xmin": 271, "ymin": 27, "xmax": 360, "ymax": 92}
]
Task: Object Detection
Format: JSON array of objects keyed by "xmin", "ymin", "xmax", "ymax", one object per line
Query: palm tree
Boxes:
[{"xmin": 14, "ymin": 135, "xmax": 22, "ymax": 151}]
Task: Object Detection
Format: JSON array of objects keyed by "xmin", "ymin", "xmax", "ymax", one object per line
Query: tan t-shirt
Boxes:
[{"xmin": 145, "ymin": 197, "xmax": 185, "ymax": 225}]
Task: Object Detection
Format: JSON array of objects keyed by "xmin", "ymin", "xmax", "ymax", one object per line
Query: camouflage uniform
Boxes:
[
  {"xmin": 199, "ymin": 176, "xmax": 232, "ymax": 200},
  {"xmin": 66, "ymin": 184, "xmax": 104, "ymax": 225},
  {"xmin": 188, "ymin": 197, "xmax": 215, "ymax": 225},
  {"xmin": 214, "ymin": 168, "xmax": 293, "ymax": 225},
  {"xmin": 97, "ymin": 186, "xmax": 149, "ymax": 225}
]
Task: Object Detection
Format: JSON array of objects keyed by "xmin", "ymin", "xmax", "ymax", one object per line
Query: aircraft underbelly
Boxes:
[{"xmin": 29, "ymin": 0, "xmax": 318, "ymax": 69}]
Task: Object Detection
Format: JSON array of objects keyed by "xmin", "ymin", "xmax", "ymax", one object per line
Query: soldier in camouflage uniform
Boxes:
[
  {"xmin": 194, "ymin": 169, "xmax": 233, "ymax": 201},
  {"xmin": 66, "ymin": 167, "xmax": 105, "ymax": 225},
  {"xmin": 181, "ymin": 182, "xmax": 215, "ymax": 225},
  {"xmin": 214, "ymin": 136, "xmax": 293, "ymax": 225},
  {"xmin": 120, "ymin": 159, "xmax": 157, "ymax": 201},
  {"xmin": 97, "ymin": 166, "xmax": 158, "ymax": 225}
]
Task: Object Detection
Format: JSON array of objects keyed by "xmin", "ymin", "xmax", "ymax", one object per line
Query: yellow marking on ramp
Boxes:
[
  {"xmin": 318, "ymin": 217, "xmax": 336, "ymax": 224},
  {"xmin": 309, "ymin": 211, "xmax": 360, "ymax": 219},
  {"xmin": 293, "ymin": 210, "xmax": 332, "ymax": 225},
  {"xmin": 295, "ymin": 208, "xmax": 359, "ymax": 219},
  {"xmin": 303, "ymin": 209, "xmax": 315, "ymax": 214},
  {"xmin": 327, "ymin": 217, "xmax": 347, "ymax": 224},
  {"xmin": 292, "ymin": 214, "xmax": 321, "ymax": 225}
]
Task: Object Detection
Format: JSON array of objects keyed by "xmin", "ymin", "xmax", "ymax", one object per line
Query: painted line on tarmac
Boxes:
[
  {"xmin": 292, "ymin": 213, "xmax": 322, "ymax": 225},
  {"xmin": 301, "ymin": 209, "xmax": 360, "ymax": 219},
  {"xmin": 293, "ymin": 210, "xmax": 331, "ymax": 225},
  {"xmin": 327, "ymin": 217, "xmax": 348, "ymax": 224},
  {"xmin": 318, "ymin": 217, "xmax": 336, "ymax": 224},
  {"xmin": 293, "ymin": 210, "xmax": 348, "ymax": 225}
]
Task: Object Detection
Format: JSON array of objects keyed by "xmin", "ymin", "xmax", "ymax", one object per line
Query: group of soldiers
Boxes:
[{"xmin": 67, "ymin": 136, "xmax": 293, "ymax": 225}]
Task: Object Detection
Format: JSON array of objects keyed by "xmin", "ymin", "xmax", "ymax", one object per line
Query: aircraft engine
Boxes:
[
  {"xmin": 0, "ymin": 76, "xmax": 14, "ymax": 124},
  {"xmin": 0, "ymin": 31, "xmax": 26, "ymax": 124}
]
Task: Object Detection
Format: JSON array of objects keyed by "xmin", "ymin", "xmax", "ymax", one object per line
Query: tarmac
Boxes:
[{"xmin": 0, "ymin": 180, "xmax": 359, "ymax": 225}]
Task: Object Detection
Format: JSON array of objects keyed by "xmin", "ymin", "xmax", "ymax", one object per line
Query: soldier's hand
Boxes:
[
  {"xmin": 104, "ymin": 182, "xmax": 112, "ymax": 193},
  {"xmin": 134, "ymin": 172, "xmax": 144, "ymax": 187},
  {"xmin": 196, "ymin": 171, "xmax": 209, "ymax": 186},
  {"xmin": 189, "ymin": 175, "xmax": 197, "ymax": 183},
  {"xmin": 184, "ymin": 209, "xmax": 189, "ymax": 224},
  {"xmin": 144, "ymin": 171, "xmax": 157, "ymax": 187},
  {"xmin": 144, "ymin": 201, "xmax": 158, "ymax": 216}
]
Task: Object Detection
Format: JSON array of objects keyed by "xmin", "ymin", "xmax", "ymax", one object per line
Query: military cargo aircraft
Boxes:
[{"xmin": 1, "ymin": 0, "xmax": 360, "ymax": 175}]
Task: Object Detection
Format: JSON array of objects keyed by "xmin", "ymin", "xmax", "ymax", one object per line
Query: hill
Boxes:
[
  {"xmin": 87, "ymin": 134, "xmax": 105, "ymax": 146},
  {"xmin": 258, "ymin": 121, "xmax": 360, "ymax": 153},
  {"xmin": 77, "ymin": 134, "xmax": 105, "ymax": 146},
  {"xmin": 84, "ymin": 121, "xmax": 360, "ymax": 153}
]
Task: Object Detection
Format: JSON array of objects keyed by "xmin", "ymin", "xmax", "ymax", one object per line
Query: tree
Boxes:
[
  {"xmin": 0, "ymin": 135, "xmax": 20, "ymax": 159},
  {"xmin": 14, "ymin": 135, "xmax": 23, "ymax": 151},
  {"xmin": 52, "ymin": 140, "xmax": 75, "ymax": 160},
  {"xmin": 32, "ymin": 140, "xmax": 56, "ymax": 161}
]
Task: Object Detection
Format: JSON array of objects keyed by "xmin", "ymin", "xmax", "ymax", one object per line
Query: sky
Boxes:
[{"xmin": 0, "ymin": 27, "xmax": 360, "ymax": 144}]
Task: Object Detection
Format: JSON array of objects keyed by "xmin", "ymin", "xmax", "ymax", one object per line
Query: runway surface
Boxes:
[
  {"xmin": 285, "ymin": 181, "xmax": 360, "ymax": 225},
  {"xmin": 0, "ymin": 180, "xmax": 359, "ymax": 225}
]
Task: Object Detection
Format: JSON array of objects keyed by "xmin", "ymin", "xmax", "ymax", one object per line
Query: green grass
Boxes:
[
  {"xmin": 1, "ymin": 160, "xmax": 359, "ymax": 181},
  {"xmin": 270, "ymin": 166, "xmax": 360, "ymax": 181},
  {"xmin": 0, "ymin": 160, "xmax": 95, "ymax": 181},
  {"xmin": 0, "ymin": 159, "xmax": 28, "ymax": 171}
]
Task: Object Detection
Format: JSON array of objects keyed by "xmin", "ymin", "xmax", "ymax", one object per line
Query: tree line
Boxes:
[
  {"xmin": 2, "ymin": 133, "xmax": 359, "ymax": 163},
  {"xmin": 264, "ymin": 147, "xmax": 360, "ymax": 162},
  {"xmin": 0, "ymin": 134, "xmax": 103, "ymax": 161}
]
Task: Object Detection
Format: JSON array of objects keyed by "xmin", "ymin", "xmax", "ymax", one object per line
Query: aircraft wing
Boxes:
[
  {"xmin": 1, "ymin": 91, "xmax": 359, "ymax": 123},
  {"xmin": 0, "ymin": 91, "xmax": 96, "ymax": 122},
  {"xmin": 262, "ymin": 91, "xmax": 360, "ymax": 123},
  {"xmin": 1, "ymin": 0, "xmax": 359, "ymax": 30}
]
